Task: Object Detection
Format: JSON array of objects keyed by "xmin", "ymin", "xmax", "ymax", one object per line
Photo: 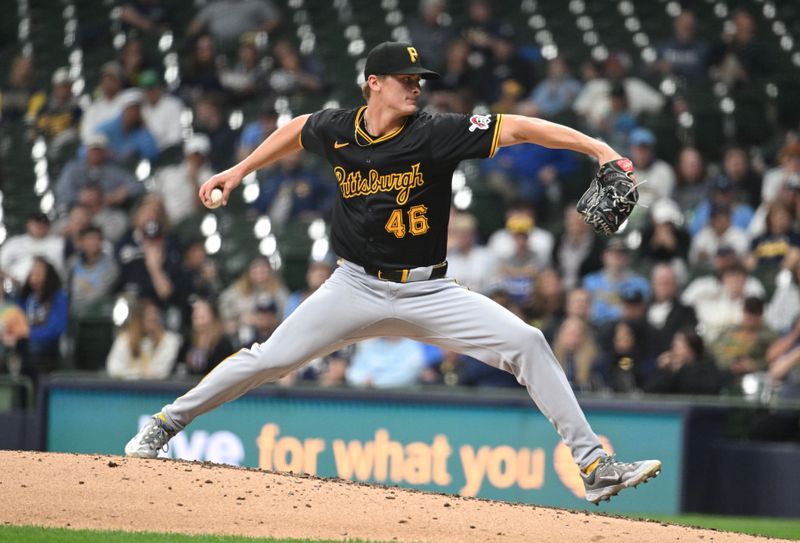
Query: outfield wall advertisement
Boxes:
[{"xmin": 46, "ymin": 382, "xmax": 683, "ymax": 514}]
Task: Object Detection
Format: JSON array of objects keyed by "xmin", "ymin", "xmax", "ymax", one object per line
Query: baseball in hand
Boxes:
[{"xmin": 207, "ymin": 188, "xmax": 223, "ymax": 209}]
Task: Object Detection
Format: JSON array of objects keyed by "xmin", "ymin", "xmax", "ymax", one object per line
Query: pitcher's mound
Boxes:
[{"xmin": 0, "ymin": 451, "xmax": 787, "ymax": 542}]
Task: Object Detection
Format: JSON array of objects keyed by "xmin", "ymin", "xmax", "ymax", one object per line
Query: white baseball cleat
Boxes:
[{"xmin": 124, "ymin": 413, "xmax": 177, "ymax": 459}]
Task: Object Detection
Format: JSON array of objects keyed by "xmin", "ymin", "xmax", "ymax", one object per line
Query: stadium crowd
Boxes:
[{"xmin": 1, "ymin": 0, "xmax": 800, "ymax": 440}]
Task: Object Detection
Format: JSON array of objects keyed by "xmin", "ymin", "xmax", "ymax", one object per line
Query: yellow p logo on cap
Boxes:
[{"xmin": 407, "ymin": 47, "xmax": 418, "ymax": 63}]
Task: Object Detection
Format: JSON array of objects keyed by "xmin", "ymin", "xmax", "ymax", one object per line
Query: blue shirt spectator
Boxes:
[
  {"xmin": 17, "ymin": 257, "xmax": 68, "ymax": 373},
  {"xmin": 91, "ymin": 91, "xmax": 159, "ymax": 164},
  {"xmin": 346, "ymin": 337, "xmax": 426, "ymax": 388},
  {"xmin": 582, "ymin": 239, "xmax": 651, "ymax": 325},
  {"xmin": 528, "ymin": 57, "xmax": 582, "ymax": 118},
  {"xmin": 653, "ymin": 11, "xmax": 709, "ymax": 81},
  {"xmin": 483, "ymin": 143, "xmax": 577, "ymax": 205},
  {"xmin": 689, "ymin": 175, "xmax": 754, "ymax": 236}
]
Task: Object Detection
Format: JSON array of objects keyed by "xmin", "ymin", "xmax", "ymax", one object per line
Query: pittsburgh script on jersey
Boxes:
[{"xmin": 333, "ymin": 163, "xmax": 424, "ymax": 205}]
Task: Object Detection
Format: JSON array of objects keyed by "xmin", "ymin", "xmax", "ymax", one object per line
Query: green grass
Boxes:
[
  {"xmin": 5, "ymin": 516, "xmax": 800, "ymax": 542},
  {"xmin": 632, "ymin": 514, "xmax": 800, "ymax": 540},
  {"xmin": 0, "ymin": 526, "xmax": 386, "ymax": 543}
]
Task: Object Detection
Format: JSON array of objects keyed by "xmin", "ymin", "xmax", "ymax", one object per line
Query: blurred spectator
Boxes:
[
  {"xmin": 482, "ymin": 141, "xmax": 576, "ymax": 214},
  {"xmin": 252, "ymin": 151, "xmax": 334, "ymax": 230},
  {"xmin": 582, "ymin": 237, "xmax": 650, "ymax": 326},
  {"xmin": 346, "ymin": 337, "xmax": 426, "ymax": 388},
  {"xmin": 33, "ymin": 67, "xmax": 82, "ymax": 165},
  {"xmin": 58, "ymin": 203, "xmax": 92, "ymax": 261},
  {"xmin": 639, "ymin": 198, "xmax": 691, "ymax": 279},
  {"xmin": 596, "ymin": 319, "xmax": 655, "ymax": 392},
  {"xmin": 80, "ymin": 61, "xmax": 124, "ymax": 143},
  {"xmin": 114, "ymin": 195, "xmax": 183, "ymax": 305},
  {"xmin": 488, "ymin": 204, "xmax": 554, "ymax": 267},
  {"xmin": 118, "ymin": 37, "xmax": 159, "ymax": 88},
  {"xmin": 220, "ymin": 35, "xmax": 269, "ymax": 104},
  {"xmin": 455, "ymin": 0, "xmax": 506, "ymax": 75},
  {"xmin": 175, "ymin": 239, "xmax": 221, "ymax": 308},
  {"xmin": 407, "ymin": 0, "xmax": 455, "ymax": 74},
  {"xmin": 451, "ymin": 350, "xmax": 519, "ymax": 388},
  {"xmin": 527, "ymin": 57, "xmax": 582, "ymax": 119},
  {"xmin": 0, "ymin": 55, "xmax": 44, "ymax": 122},
  {"xmin": 118, "ymin": 0, "xmax": 173, "ymax": 35},
  {"xmin": 218, "ymin": 255, "xmax": 289, "ymax": 336},
  {"xmin": 495, "ymin": 213, "xmax": 543, "ymax": 303},
  {"xmin": 238, "ymin": 296, "xmax": 280, "ymax": 346},
  {"xmin": 0, "ymin": 287, "xmax": 30, "ymax": 377},
  {"xmin": 284, "ymin": 260, "xmax": 333, "ymax": 318},
  {"xmin": 17, "ymin": 257, "xmax": 68, "ymax": 379},
  {"xmin": 56, "ymin": 134, "xmax": 145, "ymax": 212},
  {"xmin": 707, "ymin": 9, "xmax": 770, "ymax": 86},
  {"xmin": 152, "ymin": 134, "xmax": 214, "ymax": 225},
  {"xmin": 644, "ymin": 328, "xmax": 722, "ymax": 395},
  {"xmin": 671, "ymin": 146, "xmax": 710, "ymax": 212},
  {"xmin": 267, "ymin": 39, "xmax": 324, "ymax": 98},
  {"xmin": 237, "ymin": 99, "xmax": 279, "ymax": 161},
  {"xmin": 66, "ymin": 225, "xmax": 119, "ymax": 318},
  {"xmin": 574, "ymin": 54, "xmax": 665, "ymax": 131},
  {"xmin": 445, "ymin": 211, "xmax": 498, "ymax": 294},
  {"xmin": 140, "ymin": 69, "xmax": 185, "ymax": 153},
  {"xmin": 765, "ymin": 261, "xmax": 800, "ymax": 334},
  {"xmin": 492, "ymin": 80, "xmax": 526, "ymax": 116},
  {"xmin": 106, "ymin": 298, "xmax": 181, "ymax": 379},
  {"xmin": 711, "ymin": 296, "xmax": 776, "ymax": 392},
  {"xmin": 750, "ymin": 324, "xmax": 800, "ymax": 441},
  {"xmin": 628, "ymin": 128, "xmax": 676, "ymax": 209},
  {"xmin": 426, "ymin": 38, "xmax": 482, "ymax": 111},
  {"xmin": 551, "ymin": 206, "xmax": 603, "ymax": 291},
  {"xmin": 652, "ymin": 10, "xmax": 708, "ymax": 81},
  {"xmin": 750, "ymin": 166, "xmax": 800, "ymax": 239},
  {"xmin": 176, "ymin": 297, "xmax": 235, "ymax": 376},
  {"xmin": 689, "ymin": 203, "xmax": 750, "ymax": 270},
  {"xmin": 747, "ymin": 201, "xmax": 800, "ymax": 296},
  {"xmin": 187, "ymin": 0, "xmax": 281, "ymax": 52},
  {"xmin": 761, "ymin": 141, "xmax": 800, "ymax": 205},
  {"xmin": 596, "ymin": 83, "xmax": 638, "ymax": 154},
  {"xmin": 180, "ymin": 35, "xmax": 224, "ymax": 103},
  {"xmin": 526, "ymin": 268, "xmax": 564, "ymax": 332},
  {"xmin": 76, "ymin": 184, "xmax": 129, "ymax": 243},
  {"xmin": 0, "ymin": 212, "xmax": 64, "ymax": 285},
  {"xmin": 552, "ymin": 316, "xmax": 601, "ymax": 393},
  {"xmin": 485, "ymin": 26, "xmax": 536, "ymax": 104},
  {"xmin": 602, "ymin": 285, "xmax": 660, "ymax": 351},
  {"xmin": 689, "ymin": 175, "xmax": 753, "ymax": 236},
  {"xmin": 684, "ymin": 262, "xmax": 762, "ymax": 342},
  {"xmin": 542, "ymin": 287, "xmax": 592, "ymax": 343},
  {"xmin": 194, "ymin": 94, "xmax": 238, "ymax": 172},
  {"xmin": 93, "ymin": 89, "xmax": 159, "ymax": 165},
  {"xmin": 720, "ymin": 145, "xmax": 762, "ymax": 210},
  {"xmin": 647, "ymin": 263, "xmax": 698, "ymax": 356}
]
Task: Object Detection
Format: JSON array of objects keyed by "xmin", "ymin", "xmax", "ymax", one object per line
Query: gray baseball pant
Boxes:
[{"xmin": 162, "ymin": 261, "xmax": 605, "ymax": 469}]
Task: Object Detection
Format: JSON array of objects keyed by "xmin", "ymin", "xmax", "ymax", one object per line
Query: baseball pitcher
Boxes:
[{"xmin": 126, "ymin": 42, "xmax": 659, "ymax": 504}]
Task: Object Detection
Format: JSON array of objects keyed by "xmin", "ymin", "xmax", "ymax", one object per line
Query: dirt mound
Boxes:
[{"xmin": 0, "ymin": 451, "xmax": 788, "ymax": 542}]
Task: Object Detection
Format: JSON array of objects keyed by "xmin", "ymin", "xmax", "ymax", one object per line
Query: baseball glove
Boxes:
[{"xmin": 576, "ymin": 158, "xmax": 639, "ymax": 236}]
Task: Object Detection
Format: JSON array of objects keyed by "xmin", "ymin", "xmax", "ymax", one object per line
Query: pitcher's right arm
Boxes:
[{"xmin": 198, "ymin": 114, "xmax": 310, "ymax": 207}]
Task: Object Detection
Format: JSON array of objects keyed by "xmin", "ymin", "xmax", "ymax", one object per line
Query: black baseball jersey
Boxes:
[{"xmin": 300, "ymin": 106, "xmax": 503, "ymax": 269}]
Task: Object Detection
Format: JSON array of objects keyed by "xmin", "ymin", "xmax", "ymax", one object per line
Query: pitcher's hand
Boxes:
[{"xmin": 198, "ymin": 167, "xmax": 244, "ymax": 208}]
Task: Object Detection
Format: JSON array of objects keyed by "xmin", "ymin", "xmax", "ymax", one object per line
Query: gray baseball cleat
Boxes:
[
  {"xmin": 124, "ymin": 413, "xmax": 177, "ymax": 458},
  {"xmin": 581, "ymin": 455, "xmax": 662, "ymax": 504}
]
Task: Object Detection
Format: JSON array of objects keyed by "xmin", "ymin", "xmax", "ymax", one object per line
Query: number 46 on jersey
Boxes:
[{"xmin": 385, "ymin": 205, "xmax": 430, "ymax": 238}]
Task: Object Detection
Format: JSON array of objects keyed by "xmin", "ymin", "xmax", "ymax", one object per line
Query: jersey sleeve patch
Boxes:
[{"xmin": 430, "ymin": 113, "xmax": 503, "ymax": 163}]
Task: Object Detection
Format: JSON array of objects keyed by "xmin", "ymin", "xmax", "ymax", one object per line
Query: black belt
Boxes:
[{"xmin": 363, "ymin": 262, "xmax": 448, "ymax": 283}]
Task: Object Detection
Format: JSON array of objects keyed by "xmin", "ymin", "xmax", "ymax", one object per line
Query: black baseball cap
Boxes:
[{"xmin": 364, "ymin": 42, "xmax": 440, "ymax": 80}]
